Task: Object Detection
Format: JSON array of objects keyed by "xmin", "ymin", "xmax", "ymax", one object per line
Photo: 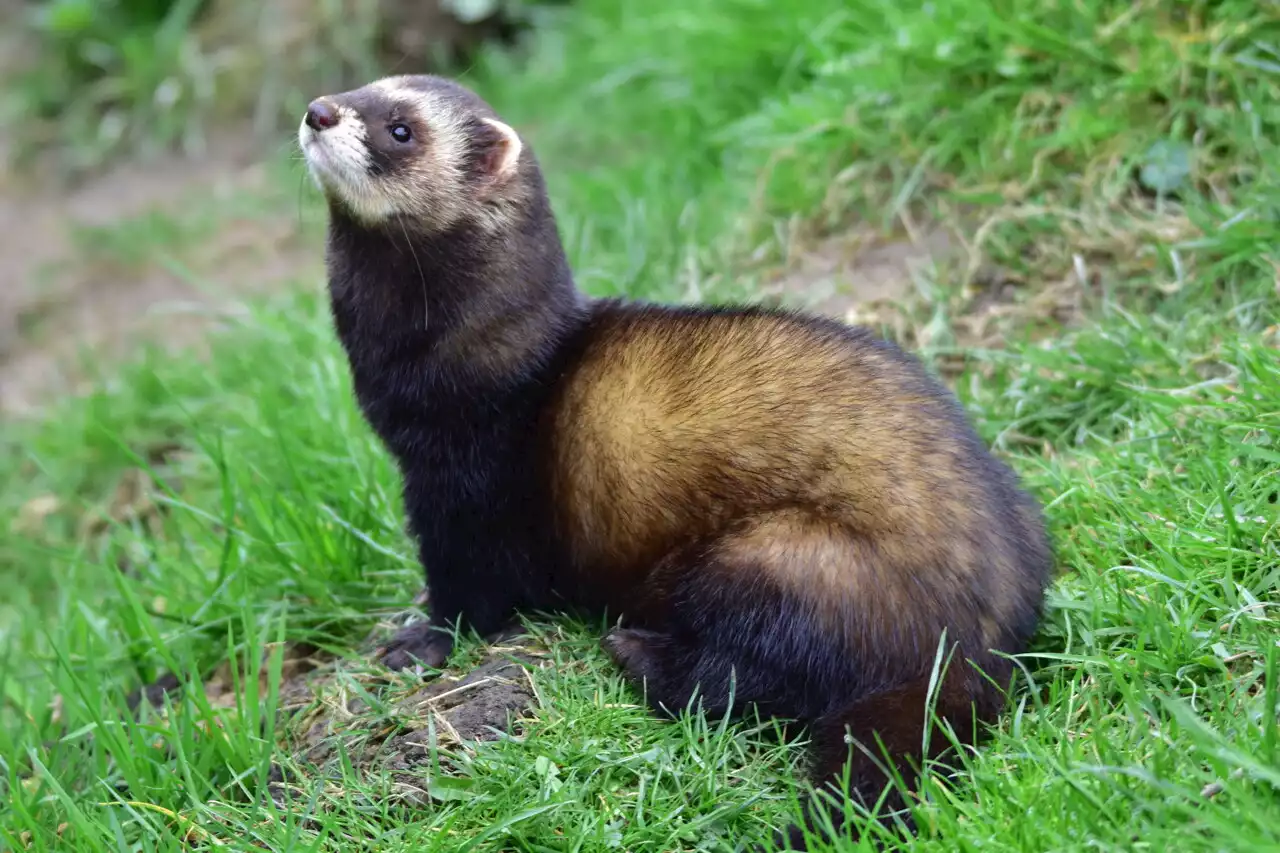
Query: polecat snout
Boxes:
[{"xmin": 299, "ymin": 73, "xmax": 1054, "ymax": 851}]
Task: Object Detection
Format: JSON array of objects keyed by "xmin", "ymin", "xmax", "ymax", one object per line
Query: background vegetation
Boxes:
[
  {"xmin": 4, "ymin": 0, "xmax": 545, "ymax": 175},
  {"xmin": 2, "ymin": 0, "xmax": 1278, "ymax": 851}
]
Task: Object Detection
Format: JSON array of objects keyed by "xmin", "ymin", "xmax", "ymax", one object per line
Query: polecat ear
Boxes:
[{"xmin": 476, "ymin": 117, "xmax": 523, "ymax": 181}]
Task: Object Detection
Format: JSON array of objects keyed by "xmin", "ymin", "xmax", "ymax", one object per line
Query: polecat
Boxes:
[{"xmin": 298, "ymin": 73, "xmax": 1054, "ymax": 851}]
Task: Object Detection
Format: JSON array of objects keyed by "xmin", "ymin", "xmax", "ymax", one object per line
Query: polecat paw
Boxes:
[{"xmin": 378, "ymin": 622, "xmax": 454, "ymax": 671}]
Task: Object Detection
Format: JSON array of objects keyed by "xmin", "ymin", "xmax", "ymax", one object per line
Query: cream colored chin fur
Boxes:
[{"xmin": 299, "ymin": 107, "xmax": 402, "ymax": 224}]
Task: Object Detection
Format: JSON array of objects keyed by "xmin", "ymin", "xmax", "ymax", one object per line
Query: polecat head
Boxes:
[{"xmin": 298, "ymin": 74, "xmax": 525, "ymax": 231}]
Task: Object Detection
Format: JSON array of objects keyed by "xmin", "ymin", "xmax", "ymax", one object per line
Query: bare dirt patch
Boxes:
[
  {"xmin": 279, "ymin": 643, "xmax": 543, "ymax": 807},
  {"xmin": 122, "ymin": 629, "xmax": 546, "ymax": 811},
  {"xmin": 756, "ymin": 195, "xmax": 1196, "ymax": 379},
  {"xmin": 753, "ymin": 219, "xmax": 1065, "ymax": 370},
  {"xmin": 0, "ymin": 135, "xmax": 321, "ymax": 418},
  {"xmin": 761, "ymin": 223, "xmax": 957, "ymax": 319}
]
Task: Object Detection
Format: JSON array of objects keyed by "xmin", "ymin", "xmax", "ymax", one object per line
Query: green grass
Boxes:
[{"xmin": 3, "ymin": 0, "xmax": 1280, "ymax": 850}]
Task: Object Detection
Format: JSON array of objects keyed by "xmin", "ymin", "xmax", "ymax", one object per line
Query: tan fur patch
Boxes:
[
  {"xmin": 548, "ymin": 308, "xmax": 1008, "ymax": 656},
  {"xmin": 710, "ymin": 510, "xmax": 974, "ymax": 654},
  {"xmin": 714, "ymin": 511, "xmax": 863, "ymax": 603}
]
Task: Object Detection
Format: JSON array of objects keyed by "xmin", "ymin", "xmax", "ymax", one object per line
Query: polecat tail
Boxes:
[{"xmin": 767, "ymin": 659, "xmax": 993, "ymax": 851}]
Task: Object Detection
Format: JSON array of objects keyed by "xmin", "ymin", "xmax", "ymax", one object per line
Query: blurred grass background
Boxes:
[{"xmin": 2, "ymin": 0, "xmax": 544, "ymax": 174}]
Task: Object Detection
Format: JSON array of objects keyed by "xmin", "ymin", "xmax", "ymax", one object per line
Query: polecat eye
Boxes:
[{"xmin": 389, "ymin": 123, "xmax": 412, "ymax": 143}]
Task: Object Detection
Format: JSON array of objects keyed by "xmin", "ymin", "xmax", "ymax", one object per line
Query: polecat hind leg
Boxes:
[
  {"xmin": 601, "ymin": 512, "xmax": 1002, "ymax": 851},
  {"xmin": 601, "ymin": 526, "xmax": 839, "ymax": 724},
  {"xmin": 601, "ymin": 626, "xmax": 738, "ymax": 716}
]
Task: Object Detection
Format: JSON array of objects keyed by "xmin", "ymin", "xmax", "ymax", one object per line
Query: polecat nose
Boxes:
[{"xmin": 305, "ymin": 100, "xmax": 339, "ymax": 131}]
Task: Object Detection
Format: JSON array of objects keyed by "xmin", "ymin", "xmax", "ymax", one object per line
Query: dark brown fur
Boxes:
[{"xmin": 300, "ymin": 73, "xmax": 1054, "ymax": 851}]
